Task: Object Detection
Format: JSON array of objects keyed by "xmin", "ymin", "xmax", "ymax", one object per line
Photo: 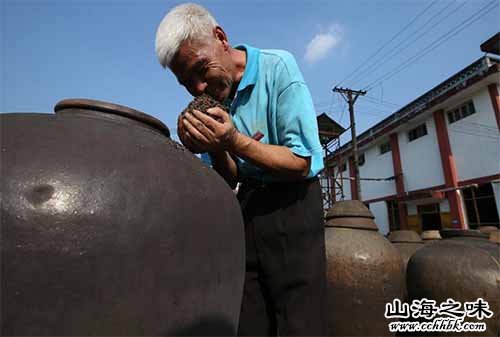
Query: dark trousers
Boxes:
[{"xmin": 237, "ymin": 177, "xmax": 326, "ymax": 336}]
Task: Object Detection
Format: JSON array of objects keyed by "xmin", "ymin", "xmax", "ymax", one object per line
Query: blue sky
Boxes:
[{"xmin": 2, "ymin": 0, "xmax": 498, "ymax": 144}]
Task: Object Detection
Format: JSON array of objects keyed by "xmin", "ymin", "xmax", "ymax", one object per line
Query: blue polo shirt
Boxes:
[{"xmin": 229, "ymin": 44, "xmax": 323, "ymax": 182}]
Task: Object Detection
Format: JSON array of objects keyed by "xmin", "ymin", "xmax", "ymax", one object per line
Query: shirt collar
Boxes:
[{"xmin": 234, "ymin": 44, "xmax": 260, "ymax": 92}]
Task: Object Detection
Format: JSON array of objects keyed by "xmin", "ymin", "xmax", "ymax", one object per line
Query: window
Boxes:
[
  {"xmin": 408, "ymin": 123, "xmax": 428, "ymax": 142},
  {"xmin": 462, "ymin": 183, "xmax": 500, "ymax": 228},
  {"xmin": 447, "ymin": 101, "xmax": 476, "ymax": 124},
  {"xmin": 379, "ymin": 142, "xmax": 391, "ymax": 155},
  {"xmin": 417, "ymin": 203, "xmax": 441, "ymax": 231},
  {"xmin": 387, "ymin": 200, "xmax": 400, "ymax": 231},
  {"xmin": 358, "ymin": 154, "xmax": 365, "ymax": 166},
  {"xmin": 350, "ymin": 154, "xmax": 365, "ymax": 166}
]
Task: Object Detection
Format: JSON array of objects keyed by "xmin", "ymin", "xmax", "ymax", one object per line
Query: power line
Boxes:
[
  {"xmin": 363, "ymin": 0, "xmax": 497, "ymax": 90},
  {"xmin": 334, "ymin": 0, "xmax": 439, "ymax": 88},
  {"xmin": 448, "ymin": 128, "xmax": 500, "ymax": 141},
  {"xmin": 364, "ymin": 94, "xmax": 400, "ymax": 107},
  {"xmin": 339, "ymin": 98, "xmax": 348, "ymax": 124},
  {"xmin": 327, "ymin": 92, "xmax": 336, "ymax": 115},
  {"xmin": 348, "ymin": 0, "xmax": 463, "ymax": 88},
  {"xmin": 462, "ymin": 121, "xmax": 499, "ymax": 131},
  {"xmin": 451, "ymin": 124, "xmax": 500, "ymax": 136},
  {"xmin": 314, "ymin": 102, "xmax": 343, "ymax": 114},
  {"xmin": 314, "ymin": 100, "xmax": 335, "ymax": 108},
  {"xmin": 356, "ymin": 107, "xmax": 392, "ymax": 116},
  {"xmin": 363, "ymin": 0, "xmax": 498, "ymax": 91},
  {"xmin": 363, "ymin": 94, "xmax": 401, "ymax": 108},
  {"xmin": 356, "ymin": 111, "xmax": 389, "ymax": 118},
  {"xmin": 359, "ymin": 99, "xmax": 396, "ymax": 111}
]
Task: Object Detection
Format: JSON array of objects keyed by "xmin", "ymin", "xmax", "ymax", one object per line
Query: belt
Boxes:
[
  {"xmin": 237, "ymin": 176, "xmax": 319, "ymax": 211},
  {"xmin": 238, "ymin": 176, "xmax": 319, "ymax": 195}
]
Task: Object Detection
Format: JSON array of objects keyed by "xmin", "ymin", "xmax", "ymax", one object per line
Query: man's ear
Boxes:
[{"xmin": 213, "ymin": 26, "xmax": 229, "ymax": 51}]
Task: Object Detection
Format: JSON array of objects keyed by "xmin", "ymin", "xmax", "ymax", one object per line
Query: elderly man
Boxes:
[{"xmin": 156, "ymin": 3, "xmax": 326, "ymax": 336}]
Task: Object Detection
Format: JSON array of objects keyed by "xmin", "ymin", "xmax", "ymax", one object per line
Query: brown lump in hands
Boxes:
[
  {"xmin": 181, "ymin": 93, "xmax": 227, "ymax": 120},
  {"xmin": 178, "ymin": 94, "xmax": 227, "ymax": 153}
]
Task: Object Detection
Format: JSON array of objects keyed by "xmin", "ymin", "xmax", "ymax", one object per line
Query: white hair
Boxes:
[{"xmin": 155, "ymin": 3, "xmax": 218, "ymax": 69}]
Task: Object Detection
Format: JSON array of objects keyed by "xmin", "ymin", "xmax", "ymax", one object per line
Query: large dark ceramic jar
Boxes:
[
  {"xmin": 388, "ymin": 230, "xmax": 424, "ymax": 273},
  {"xmin": 407, "ymin": 229, "xmax": 499, "ymax": 336},
  {"xmin": 389, "ymin": 230, "xmax": 424, "ymax": 301},
  {"xmin": 0, "ymin": 99, "xmax": 245, "ymax": 336},
  {"xmin": 325, "ymin": 200, "xmax": 405, "ymax": 337}
]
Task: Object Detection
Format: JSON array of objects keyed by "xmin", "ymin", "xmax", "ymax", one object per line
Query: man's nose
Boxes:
[{"xmin": 193, "ymin": 81, "xmax": 208, "ymax": 96}]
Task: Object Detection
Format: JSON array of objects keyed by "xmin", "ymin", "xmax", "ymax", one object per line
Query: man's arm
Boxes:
[
  {"xmin": 182, "ymin": 108, "xmax": 310, "ymax": 180},
  {"xmin": 208, "ymin": 150, "xmax": 238, "ymax": 188},
  {"xmin": 228, "ymin": 132, "xmax": 310, "ymax": 179}
]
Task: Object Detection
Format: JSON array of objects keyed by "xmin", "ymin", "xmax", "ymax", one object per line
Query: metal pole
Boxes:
[
  {"xmin": 347, "ymin": 91, "xmax": 362, "ymax": 200},
  {"xmin": 333, "ymin": 87, "xmax": 366, "ymax": 201}
]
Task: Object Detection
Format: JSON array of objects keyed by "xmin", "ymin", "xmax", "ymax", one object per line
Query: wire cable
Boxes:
[
  {"xmin": 348, "ymin": 0, "xmax": 462, "ymax": 87},
  {"xmin": 339, "ymin": 98, "xmax": 348, "ymax": 125},
  {"xmin": 334, "ymin": 0, "xmax": 439, "ymax": 87},
  {"xmin": 448, "ymin": 128, "xmax": 500, "ymax": 141},
  {"xmin": 327, "ymin": 92, "xmax": 336, "ymax": 115},
  {"xmin": 363, "ymin": 94, "xmax": 401, "ymax": 108},
  {"xmin": 363, "ymin": 0, "xmax": 498, "ymax": 90},
  {"xmin": 461, "ymin": 121, "xmax": 499, "ymax": 131}
]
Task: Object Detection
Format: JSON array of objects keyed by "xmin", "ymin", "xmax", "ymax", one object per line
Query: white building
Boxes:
[{"xmin": 329, "ymin": 38, "xmax": 500, "ymax": 235}]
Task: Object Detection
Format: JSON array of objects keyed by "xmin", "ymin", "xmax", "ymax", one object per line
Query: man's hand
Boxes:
[
  {"xmin": 182, "ymin": 107, "xmax": 238, "ymax": 152},
  {"xmin": 177, "ymin": 113, "xmax": 209, "ymax": 153}
]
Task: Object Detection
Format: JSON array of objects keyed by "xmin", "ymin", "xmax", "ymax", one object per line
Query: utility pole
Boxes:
[{"xmin": 333, "ymin": 87, "xmax": 366, "ymax": 200}]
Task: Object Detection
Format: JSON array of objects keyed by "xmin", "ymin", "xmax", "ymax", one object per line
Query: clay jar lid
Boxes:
[
  {"xmin": 421, "ymin": 230, "xmax": 442, "ymax": 241},
  {"xmin": 388, "ymin": 230, "xmax": 423, "ymax": 243},
  {"xmin": 325, "ymin": 200, "xmax": 378, "ymax": 231},
  {"xmin": 489, "ymin": 231, "xmax": 500, "ymax": 244},
  {"xmin": 55, "ymin": 98, "xmax": 170, "ymax": 137},
  {"xmin": 440, "ymin": 229, "xmax": 489, "ymax": 239},
  {"xmin": 479, "ymin": 226, "xmax": 499, "ymax": 234}
]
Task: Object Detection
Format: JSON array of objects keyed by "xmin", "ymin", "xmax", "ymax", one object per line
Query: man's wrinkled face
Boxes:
[{"xmin": 170, "ymin": 38, "xmax": 234, "ymax": 102}]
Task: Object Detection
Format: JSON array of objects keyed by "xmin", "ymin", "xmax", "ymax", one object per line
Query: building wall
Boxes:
[
  {"xmin": 370, "ymin": 201, "xmax": 390, "ymax": 235},
  {"xmin": 447, "ymin": 87, "xmax": 500, "ymax": 182},
  {"xmin": 398, "ymin": 115, "xmax": 445, "ymax": 192},
  {"xmin": 358, "ymin": 143, "xmax": 396, "ymax": 201},
  {"xmin": 355, "ymin": 84, "xmax": 499, "ymax": 203},
  {"xmin": 407, "ymin": 203, "xmax": 417, "ymax": 215},
  {"xmin": 331, "ymin": 80, "xmax": 499, "ymax": 228}
]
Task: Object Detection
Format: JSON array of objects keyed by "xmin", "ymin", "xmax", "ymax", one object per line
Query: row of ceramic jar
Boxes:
[{"xmin": 324, "ymin": 199, "xmax": 499, "ymax": 337}]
